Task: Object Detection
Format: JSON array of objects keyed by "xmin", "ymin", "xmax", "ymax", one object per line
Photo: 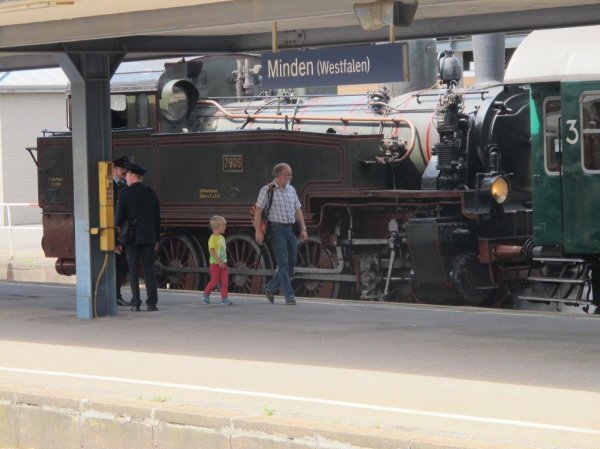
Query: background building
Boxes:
[{"xmin": 0, "ymin": 67, "xmax": 68, "ymax": 225}]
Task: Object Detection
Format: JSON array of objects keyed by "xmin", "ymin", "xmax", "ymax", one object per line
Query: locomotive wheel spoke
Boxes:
[
  {"xmin": 156, "ymin": 233, "xmax": 205, "ymax": 291},
  {"xmin": 226, "ymin": 233, "xmax": 271, "ymax": 295},
  {"xmin": 292, "ymin": 236, "xmax": 340, "ymax": 299}
]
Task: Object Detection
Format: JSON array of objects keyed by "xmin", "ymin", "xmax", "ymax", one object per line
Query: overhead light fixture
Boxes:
[
  {"xmin": 0, "ymin": 0, "xmax": 74, "ymax": 12},
  {"xmin": 354, "ymin": 0, "xmax": 418, "ymax": 30}
]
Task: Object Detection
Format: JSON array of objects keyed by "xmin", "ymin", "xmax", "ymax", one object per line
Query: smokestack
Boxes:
[{"xmin": 472, "ymin": 33, "xmax": 505, "ymax": 87}]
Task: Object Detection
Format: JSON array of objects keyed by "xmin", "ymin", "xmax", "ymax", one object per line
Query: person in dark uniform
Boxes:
[
  {"xmin": 115, "ymin": 162, "xmax": 161, "ymax": 312},
  {"xmin": 112, "ymin": 156, "xmax": 129, "ymax": 306}
]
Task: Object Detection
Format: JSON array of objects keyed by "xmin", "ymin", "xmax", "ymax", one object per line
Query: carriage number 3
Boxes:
[{"xmin": 565, "ymin": 119, "xmax": 579, "ymax": 145}]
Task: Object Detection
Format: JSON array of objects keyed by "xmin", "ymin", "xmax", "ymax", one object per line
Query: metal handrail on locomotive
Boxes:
[{"xmin": 31, "ymin": 30, "xmax": 600, "ymax": 312}]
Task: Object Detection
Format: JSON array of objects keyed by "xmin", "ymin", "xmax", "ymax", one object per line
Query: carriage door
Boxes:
[
  {"xmin": 531, "ymin": 87, "xmax": 563, "ymax": 247},
  {"xmin": 561, "ymin": 85, "xmax": 600, "ymax": 253}
]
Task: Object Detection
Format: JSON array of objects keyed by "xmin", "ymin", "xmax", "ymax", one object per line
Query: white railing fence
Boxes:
[{"xmin": 0, "ymin": 203, "xmax": 42, "ymax": 260}]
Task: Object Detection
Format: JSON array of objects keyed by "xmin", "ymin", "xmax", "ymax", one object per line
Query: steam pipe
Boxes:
[
  {"xmin": 493, "ymin": 244, "xmax": 523, "ymax": 261},
  {"xmin": 198, "ymin": 99, "xmax": 417, "ymax": 153}
]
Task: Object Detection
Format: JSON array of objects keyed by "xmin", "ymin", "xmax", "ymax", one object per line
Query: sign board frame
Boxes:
[{"xmin": 261, "ymin": 42, "xmax": 409, "ymax": 89}]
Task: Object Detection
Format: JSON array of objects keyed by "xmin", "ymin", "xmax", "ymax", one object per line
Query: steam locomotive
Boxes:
[{"xmin": 33, "ymin": 28, "xmax": 600, "ymax": 312}]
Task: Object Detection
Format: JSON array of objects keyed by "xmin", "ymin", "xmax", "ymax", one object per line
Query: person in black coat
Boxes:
[
  {"xmin": 112, "ymin": 156, "xmax": 129, "ymax": 306},
  {"xmin": 115, "ymin": 162, "xmax": 161, "ymax": 312}
]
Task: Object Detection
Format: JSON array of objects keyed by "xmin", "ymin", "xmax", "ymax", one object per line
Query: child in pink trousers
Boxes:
[{"xmin": 202, "ymin": 215, "xmax": 233, "ymax": 305}]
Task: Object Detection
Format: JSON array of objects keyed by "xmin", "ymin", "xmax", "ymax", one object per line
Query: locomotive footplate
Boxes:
[{"xmin": 158, "ymin": 265, "xmax": 357, "ymax": 282}]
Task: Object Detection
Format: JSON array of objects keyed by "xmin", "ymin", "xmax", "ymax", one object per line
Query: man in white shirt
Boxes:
[{"xmin": 254, "ymin": 163, "xmax": 308, "ymax": 305}]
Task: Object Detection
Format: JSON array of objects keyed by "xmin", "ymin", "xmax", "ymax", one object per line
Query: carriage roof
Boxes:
[{"xmin": 504, "ymin": 25, "xmax": 600, "ymax": 84}]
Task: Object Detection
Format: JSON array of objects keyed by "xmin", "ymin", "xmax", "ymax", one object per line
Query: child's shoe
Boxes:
[
  {"xmin": 221, "ymin": 298, "xmax": 233, "ymax": 306},
  {"xmin": 202, "ymin": 294, "xmax": 210, "ymax": 305}
]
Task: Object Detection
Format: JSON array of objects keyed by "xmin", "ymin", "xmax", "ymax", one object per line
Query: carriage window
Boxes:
[
  {"xmin": 544, "ymin": 98, "xmax": 561, "ymax": 173},
  {"xmin": 582, "ymin": 93, "xmax": 600, "ymax": 171}
]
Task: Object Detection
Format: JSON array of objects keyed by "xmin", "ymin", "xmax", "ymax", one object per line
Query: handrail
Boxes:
[
  {"xmin": 0, "ymin": 202, "xmax": 41, "ymax": 261},
  {"xmin": 25, "ymin": 147, "xmax": 38, "ymax": 168},
  {"xmin": 198, "ymin": 99, "xmax": 417, "ymax": 156}
]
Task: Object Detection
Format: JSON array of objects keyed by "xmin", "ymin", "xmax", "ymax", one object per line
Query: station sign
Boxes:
[{"xmin": 261, "ymin": 42, "xmax": 408, "ymax": 89}]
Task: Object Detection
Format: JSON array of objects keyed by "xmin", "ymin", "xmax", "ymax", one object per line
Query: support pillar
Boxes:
[{"xmin": 57, "ymin": 52, "xmax": 124, "ymax": 319}]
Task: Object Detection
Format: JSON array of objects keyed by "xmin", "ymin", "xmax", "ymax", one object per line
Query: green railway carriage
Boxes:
[
  {"xmin": 505, "ymin": 25, "xmax": 600, "ymax": 311},
  {"xmin": 530, "ymin": 82, "xmax": 600, "ymax": 253}
]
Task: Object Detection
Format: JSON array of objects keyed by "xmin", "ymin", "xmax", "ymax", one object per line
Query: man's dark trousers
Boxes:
[{"xmin": 126, "ymin": 243, "xmax": 158, "ymax": 307}]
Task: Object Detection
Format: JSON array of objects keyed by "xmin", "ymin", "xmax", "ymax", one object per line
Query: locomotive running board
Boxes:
[
  {"xmin": 531, "ymin": 257, "xmax": 586, "ymax": 263},
  {"xmin": 160, "ymin": 265, "xmax": 357, "ymax": 283},
  {"xmin": 517, "ymin": 295, "xmax": 592, "ymax": 306},
  {"xmin": 526, "ymin": 277, "xmax": 587, "ymax": 284}
]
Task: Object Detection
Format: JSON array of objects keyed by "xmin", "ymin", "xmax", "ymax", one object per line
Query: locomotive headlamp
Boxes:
[
  {"xmin": 159, "ymin": 80, "xmax": 196, "ymax": 122},
  {"xmin": 479, "ymin": 175, "xmax": 509, "ymax": 204}
]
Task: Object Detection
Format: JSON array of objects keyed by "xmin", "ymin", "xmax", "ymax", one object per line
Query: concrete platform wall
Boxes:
[{"xmin": 0, "ymin": 384, "xmax": 500, "ymax": 449}]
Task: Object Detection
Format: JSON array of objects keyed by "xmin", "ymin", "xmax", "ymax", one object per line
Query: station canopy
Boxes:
[{"xmin": 0, "ymin": 0, "xmax": 598, "ymax": 71}]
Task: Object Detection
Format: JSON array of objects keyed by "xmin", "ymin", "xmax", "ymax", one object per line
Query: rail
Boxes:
[{"xmin": 0, "ymin": 203, "xmax": 41, "ymax": 260}]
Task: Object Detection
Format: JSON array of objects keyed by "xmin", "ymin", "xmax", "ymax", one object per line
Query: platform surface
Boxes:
[{"xmin": 1, "ymin": 281, "xmax": 600, "ymax": 449}]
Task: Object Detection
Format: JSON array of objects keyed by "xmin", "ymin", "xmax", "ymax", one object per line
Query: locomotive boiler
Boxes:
[{"xmin": 34, "ymin": 49, "xmax": 534, "ymax": 307}]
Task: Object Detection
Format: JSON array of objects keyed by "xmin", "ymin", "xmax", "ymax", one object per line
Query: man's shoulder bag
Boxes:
[{"xmin": 251, "ymin": 182, "xmax": 275, "ymax": 234}]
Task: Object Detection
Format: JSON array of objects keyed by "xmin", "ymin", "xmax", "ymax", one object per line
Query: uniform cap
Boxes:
[
  {"xmin": 126, "ymin": 162, "xmax": 146, "ymax": 176},
  {"xmin": 113, "ymin": 156, "xmax": 129, "ymax": 168}
]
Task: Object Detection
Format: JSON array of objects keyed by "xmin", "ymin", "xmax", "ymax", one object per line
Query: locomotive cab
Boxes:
[
  {"xmin": 109, "ymin": 92, "xmax": 157, "ymax": 131},
  {"xmin": 68, "ymin": 55, "xmax": 263, "ymax": 134}
]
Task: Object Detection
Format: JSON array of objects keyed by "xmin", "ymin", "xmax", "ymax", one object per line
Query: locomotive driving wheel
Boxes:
[
  {"xmin": 226, "ymin": 233, "xmax": 273, "ymax": 295},
  {"xmin": 292, "ymin": 236, "xmax": 340, "ymax": 299},
  {"xmin": 156, "ymin": 233, "xmax": 206, "ymax": 290},
  {"xmin": 450, "ymin": 250, "xmax": 495, "ymax": 306}
]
